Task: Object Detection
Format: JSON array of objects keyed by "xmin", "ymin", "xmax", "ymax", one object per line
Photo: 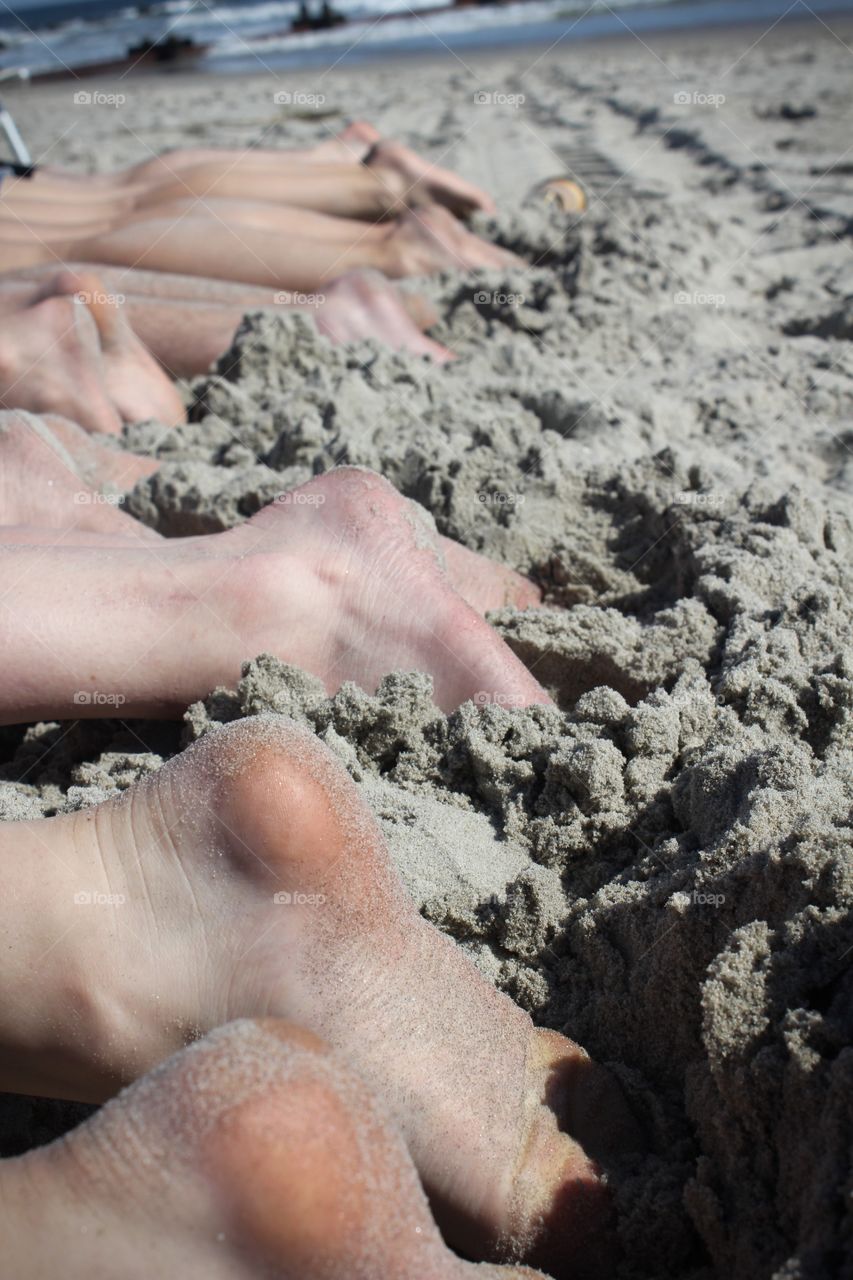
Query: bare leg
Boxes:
[
  {"xmin": 0, "ymin": 417, "xmax": 540, "ymax": 617},
  {"xmin": 0, "ymin": 467, "xmax": 547, "ymax": 723},
  {"xmin": 1, "ymin": 164, "xmax": 397, "ymax": 226},
  {"xmin": 1, "ymin": 1019, "xmax": 545, "ymax": 1279},
  {"xmin": 128, "ymin": 143, "xmax": 495, "ymax": 219},
  {"xmin": 0, "ymin": 199, "xmax": 520, "ymax": 288},
  {"xmin": 20, "ymin": 121, "xmax": 493, "ymax": 219},
  {"xmin": 0, "ymin": 206, "xmax": 397, "ymax": 289},
  {"xmin": 0, "ymin": 264, "xmax": 450, "ymax": 373},
  {"xmin": 39, "ymin": 121, "xmax": 381, "ymax": 187},
  {"xmin": 101, "ymin": 269, "xmax": 452, "ymax": 374}
]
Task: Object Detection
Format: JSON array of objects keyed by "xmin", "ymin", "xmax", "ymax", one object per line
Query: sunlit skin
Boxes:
[
  {"xmin": 0, "ymin": 263, "xmax": 453, "ymax": 373},
  {"xmin": 0, "ymin": 1018, "xmax": 547, "ymax": 1279},
  {"xmin": 0, "ymin": 410, "xmax": 542, "ymax": 627},
  {"xmin": 0, "ymin": 719, "xmax": 640, "ymax": 1276},
  {"xmin": 0, "ymin": 125, "xmax": 516, "ymax": 288},
  {"xmin": 0, "ymin": 117, "xmax": 635, "ymax": 1280},
  {"xmin": 0, "ymin": 449, "xmax": 547, "ymax": 721},
  {"xmin": 0, "ymin": 269, "xmax": 185, "ymax": 433}
]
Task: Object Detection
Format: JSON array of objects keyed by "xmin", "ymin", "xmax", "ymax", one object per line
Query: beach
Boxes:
[{"xmin": 2, "ymin": 9, "xmax": 853, "ymax": 1278}]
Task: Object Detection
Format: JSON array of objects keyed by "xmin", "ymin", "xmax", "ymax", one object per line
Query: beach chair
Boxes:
[{"xmin": 0, "ymin": 68, "xmax": 32, "ymax": 168}]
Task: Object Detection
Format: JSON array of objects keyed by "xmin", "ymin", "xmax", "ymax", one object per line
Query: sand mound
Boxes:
[{"xmin": 6, "ymin": 406, "xmax": 852, "ymax": 1277}]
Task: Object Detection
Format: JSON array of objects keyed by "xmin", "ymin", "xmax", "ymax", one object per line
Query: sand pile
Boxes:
[{"xmin": 2, "ymin": 28, "xmax": 853, "ymax": 1279}]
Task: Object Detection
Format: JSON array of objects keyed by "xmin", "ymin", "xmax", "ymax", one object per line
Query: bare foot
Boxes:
[
  {"xmin": 0, "ymin": 293, "xmax": 123, "ymax": 434},
  {"xmin": 2, "ymin": 1018, "xmax": 546, "ymax": 1278},
  {"xmin": 368, "ymin": 138, "xmax": 496, "ymax": 217},
  {"xmin": 318, "ymin": 270, "xmax": 453, "ymax": 361},
  {"xmin": 2, "ymin": 720, "xmax": 640, "ymax": 1276},
  {"xmin": 388, "ymin": 205, "xmax": 523, "ymax": 277},
  {"xmin": 222, "ymin": 468, "xmax": 549, "ymax": 712},
  {"xmin": 0, "ymin": 269, "xmax": 185, "ymax": 433},
  {"xmin": 0, "ymin": 467, "xmax": 549, "ymax": 722},
  {"xmin": 0, "ymin": 410, "xmax": 158, "ymax": 538},
  {"xmin": 67, "ymin": 270, "xmax": 187, "ymax": 428},
  {"xmin": 0, "ymin": 409, "xmax": 159, "ymax": 540}
]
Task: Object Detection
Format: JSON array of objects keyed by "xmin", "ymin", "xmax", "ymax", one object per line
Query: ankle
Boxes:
[{"xmin": 203, "ymin": 531, "xmax": 335, "ymax": 688}]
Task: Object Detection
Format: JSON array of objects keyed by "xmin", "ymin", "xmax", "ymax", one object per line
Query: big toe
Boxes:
[
  {"xmin": 504, "ymin": 1030, "xmax": 644, "ymax": 1280},
  {"xmin": 81, "ymin": 286, "xmax": 186, "ymax": 427},
  {"xmin": 191, "ymin": 1019, "xmax": 473, "ymax": 1278},
  {"xmin": 439, "ymin": 536, "xmax": 542, "ymax": 614}
]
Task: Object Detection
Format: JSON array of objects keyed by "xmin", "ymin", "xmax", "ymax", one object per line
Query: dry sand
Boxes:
[{"xmin": 2, "ymin": 14, "xmax": 853, "ymax": 1279}]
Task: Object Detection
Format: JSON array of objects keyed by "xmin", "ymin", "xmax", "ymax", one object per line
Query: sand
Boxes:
[{"xmin": 2, "ymin": 14, "xmax": 853, "ymax": 1279}]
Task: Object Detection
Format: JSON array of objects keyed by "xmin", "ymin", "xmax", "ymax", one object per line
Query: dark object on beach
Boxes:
[
  {"xmin": 125, "ymin": 33, "xmax": 207, "ymax": 65},
  {"xmin": 28, "ymin": 32, "xmax": 209, "ymax": 82},
  {"xmin": 755, "ymin": 100, "xmax": 818, "ymax": 121},
  {"xmin": 783, "ymin": 297, "xmax": 853, "ymax": 342},
  {"xmin": 291, "ymin": 0, "xmax": 346, "ymax": 32}
]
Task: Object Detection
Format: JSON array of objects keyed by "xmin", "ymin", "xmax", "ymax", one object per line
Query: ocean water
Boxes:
[{"xmin": 1, "ymin": 0, "xmax": 852, "ymax": 78}]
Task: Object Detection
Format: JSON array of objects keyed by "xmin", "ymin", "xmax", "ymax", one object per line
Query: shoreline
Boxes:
[
  {"xmin": 5, "ymin": 8, "xmax": 852, "ymax": 97},
  {"xmin": 4, "ymin": 0, "xmax": 853, "ymax": 83}
]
